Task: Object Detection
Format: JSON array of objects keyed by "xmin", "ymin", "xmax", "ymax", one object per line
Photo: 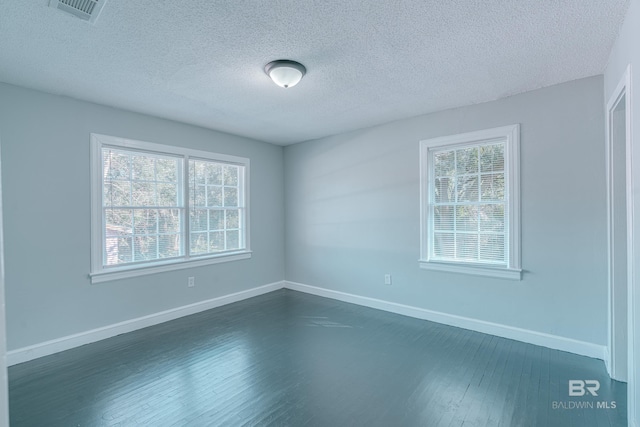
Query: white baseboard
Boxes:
[
  {"xmin": 7, "ymin": 281, "xmax": 285, "ymax": 366},
  {"xmin": 8, "ymin": 279, "xmax": 607, "ymax": 366},
  {"xmin": 284, "ymin": 281, "xmax": 606, "ymax": 360}
]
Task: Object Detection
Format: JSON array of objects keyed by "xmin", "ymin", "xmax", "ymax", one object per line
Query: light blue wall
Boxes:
[
  {"xmin": 0, "ymin": 83, "xmax": 285, "ymax": 350},
  {"xmin": 604, "ymin": 0, "xmax": 640, "ymax": 423},
  {"xmin": 284, "ymin": 76, "xmax": 607, "ymax": 346},
  {"xmin": 0, "ymin": 74, "xmax": 611, "ymax": 362}
]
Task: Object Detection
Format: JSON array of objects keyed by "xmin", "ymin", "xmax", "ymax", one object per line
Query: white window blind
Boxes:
[
  {"xmin": 189, "ymin": 159, "xmax": 246, "ymax": 256},
  {"xmin": 431, "ymin": 143, "xmax": 507, "ymax": 264},
  {"xmin": 103, "ymin": 147, "xmax": 184, "ymax": 266}
]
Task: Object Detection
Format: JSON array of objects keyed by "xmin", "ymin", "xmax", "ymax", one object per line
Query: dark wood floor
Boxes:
[{"xmin": 9, "ymin": 289, "xmax": 626, "ymax": 426}]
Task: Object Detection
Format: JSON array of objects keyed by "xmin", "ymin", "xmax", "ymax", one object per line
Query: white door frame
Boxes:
[
  {"xmin": 0, "ymin": 133, "xmax": 9, "ymax": 425},
  {"xmin": 606, "ymin": 65, "xmax": 633, "ymax": 383}
]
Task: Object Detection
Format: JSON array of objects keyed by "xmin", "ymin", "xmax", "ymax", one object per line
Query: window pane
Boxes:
[
  {"xmin": 156, "ymin": 158, "xmax": 177, "ymax": 182},
  {"xmin": 456, "ymin": 147, "xmax": 478, "ymax": 174},
  {"xmin": 132, "ymin": 182, "xmax": 154, "ymax": 206},
  {"xmin": 157, "ymin": 183, "xmax": 177, "ymax": 206},
  {"xmin": 190, "ymin": 209, "xmax": 208, "ymax": 232},
  {"xmin": 433, "ymin": 233, "xmax": 454, "ymax": 258},
  {"xmin": 190, "ymin": 232, "xmax": 208, "ymax": 255},
  {"xmin": 226, "ymin": 230, "xmax": 240, "ymax": 250},
  {"xmin": 209, "ymin": 210, "xmax": 224, "ymax": 231},
  {"xmin": 106, "ymin": 209, "xmax": 133, "ymax": 234},
  {"xmin": 133, "ymin": 209, "xmax": 158, "ymax": 234},
  {"xmin": 158, "ymin": 209, "xmax": 181, "ymax": 234},
  {"xmin": 481, "ymin": 173, "xmax": 504, "ymax": 201},
  {"xmin": 207, "ymin": 186, "xmax": 222, "ymax": 207},
  {"xmin": 456, "ymin": 206, "xmax": 478, "ymax": 231},
  {"xmin": 191, "ymin": 161, "xmax": 206, "ymax": 184},
  {"xmin": 105, "ymin": 153, "xmax": 182, "ymax": 207},
  {"xmin": 158, "ymin": 234, "xmax": 180, "ymax": 258},
  {"xmin": 434, "ymin": 151, "xmax": 454, "ymax": 176},
  {"xmin": 455, "ymin": 233, "xmax": 478, "ymax": 261},
  {"xmin": 480, "ymin": 143, "xmax": 504, "ymax": 173},
  {"xmin": 434, "ymin": 177, "xmax": 454, "ymax": 203},
  {"xmin": 479, "ymin": 204, "xmax": 505, "ymax": 232},
  {"xmin": 132, "ymin": 155, "xmax": 155, "ymax": 181},
  {"xmin": 104, "ymin": 181, "xmax": 131, "ymax": 207},
  {"xmin": 106, "ymin": 236, "xmax": 132, "ymax": 265},
  {"xmin": 224, "ymin": 187, "xmax": 238, "ymax": 207},
  {"xmin": 479, "ymin": 234, "xmax": 505, "ymax": 262},
  {"xmin": 224, "ymin": 165, "xmax": 238, "ymax": 186},
  {"xmin": 225, "ymin": 210, "xmax": 239, "ymax": 229},
  {"xmin": 105, "ymin": 209, "xmax": 134, "ymax": 265},
  {"xmin": 206, "ymin": 163, "xmax": 223, "ymax": 185},
  {"xmin": 104, "ymin": 151, "xmax": 130, "ymax": 180},
  {"xmin": 456, "ymin": 175, "xmax": 478, "ymax": 202},
  {"xmin": 192, "ymin": 185, "xmax": 206, "ymax": 207},
  {"xmin": 209, "ymin": 231, "xmax": 225, "ymax": 252},
  {"xmin": 134, "ymin": 235, "xmax": 158, "ymax": 261},
  {"xmin": 434, "ymin": 205, "xmax": 454, "ymax": 231}
]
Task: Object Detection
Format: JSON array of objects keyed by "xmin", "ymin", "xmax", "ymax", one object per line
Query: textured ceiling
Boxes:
[{"xmin": 0, "ymin": 0, "xmax": 630, "ymax": 145}]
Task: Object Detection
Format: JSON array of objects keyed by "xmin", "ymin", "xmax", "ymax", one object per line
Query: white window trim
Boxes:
[
  {"xmin": 419, "ymin": 125, "xmax": 522, "ymax": 280},
  {"xmin": 90, "ymin": 133, "xmax": 251, "ymax": 284}
]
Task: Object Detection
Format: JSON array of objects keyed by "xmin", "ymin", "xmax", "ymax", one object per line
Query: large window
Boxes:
[
  {"xmin": 419, "ymin": 125, "xmax": 521, "ymax": 279},
  {"xmin": 91, "ymin": 134, "xmax": 250, "ymax": 283}
]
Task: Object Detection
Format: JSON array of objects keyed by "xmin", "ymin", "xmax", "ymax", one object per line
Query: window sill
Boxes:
[
  {"xmin": 419, "ymin": 260, "xmax": 522, "ymax": 280},
  {"xmin": 90, "ymin": 251, "xmax": 252, "ymax": 284}
]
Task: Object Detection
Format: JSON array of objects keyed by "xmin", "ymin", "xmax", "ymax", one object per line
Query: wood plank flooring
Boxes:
[{"xmin": 9, "ymin": 289, "xmax": 627, "ymax": 426}]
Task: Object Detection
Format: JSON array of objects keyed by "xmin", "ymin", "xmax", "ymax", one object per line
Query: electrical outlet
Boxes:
[
  {"xmin": 384, "ymin": 274, "xmax": 392, "ymax": 285},
  {"xmin": 188, "ymin": 277, "xmax": 195, "ymax": 287}
]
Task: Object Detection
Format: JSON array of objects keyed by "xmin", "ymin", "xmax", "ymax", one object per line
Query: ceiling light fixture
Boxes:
[{"xmin": 264, "ymin": 60, "xmax": 306, "ymax": 88}]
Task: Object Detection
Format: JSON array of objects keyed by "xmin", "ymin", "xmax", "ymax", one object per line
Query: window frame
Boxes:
[
  {"xmin": 90, "ymin": 133, "xmax": 251, "ymax": 284},
  {"xmin": 419, "ymin": 125, "xmax": 521, "ymax": 280}
]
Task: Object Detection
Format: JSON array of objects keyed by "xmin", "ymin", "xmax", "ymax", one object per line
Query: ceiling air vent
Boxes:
[{"xmin": 49, "ymin": 0, "xmax": 108, "ymax": 23}]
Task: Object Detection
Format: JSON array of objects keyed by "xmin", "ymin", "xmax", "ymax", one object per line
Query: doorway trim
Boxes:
[
  {"xmin": 0, "ymin": 132, "xmax": 9, "ymax": 425},
  {"xmin": 605, "ymin": 64, "xmax": 633, "ymax": 383}
]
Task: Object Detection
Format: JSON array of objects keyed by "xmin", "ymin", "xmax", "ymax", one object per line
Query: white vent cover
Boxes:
[{"xmin": 49, "ymin": 0, "xmax": 107, "ymax": 23}]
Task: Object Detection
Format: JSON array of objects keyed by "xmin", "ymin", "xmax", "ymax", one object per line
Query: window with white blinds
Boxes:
[
  {"xmin": 91, "ymin": 134, "xmax": 250, "ymax": 283},
  {"xmin": 103, "ymin": 147, "xmax": 184, "ymax": 266},
  {"xmin": 188, "ymin": 159, "xmax": 245, "ymax": 256},
  {"xmin": 419, "ymin": 125, "xmax": 521, "ymax": 280}
]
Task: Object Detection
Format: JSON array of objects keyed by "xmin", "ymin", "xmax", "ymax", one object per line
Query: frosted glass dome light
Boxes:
[{"xmin": 265, "ymin": 60, "xmax": 306, "ymax": 88}]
